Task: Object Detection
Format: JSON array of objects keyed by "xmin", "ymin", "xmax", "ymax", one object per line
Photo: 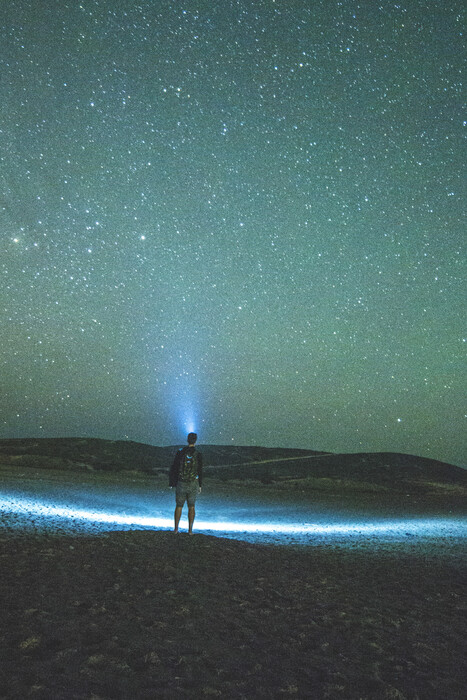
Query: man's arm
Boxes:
[
  {"xmin": 197, "ymin": 452, "xmax": 203, "ymax": 489},
  {"xmin": 169, "ymin": 450, "xmax": 181, "ymax": 487}
]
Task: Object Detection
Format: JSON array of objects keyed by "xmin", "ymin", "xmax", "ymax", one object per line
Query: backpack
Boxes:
[{"xmin": 179, "ymin": 448, "xmax": 199, "ymax": 481}]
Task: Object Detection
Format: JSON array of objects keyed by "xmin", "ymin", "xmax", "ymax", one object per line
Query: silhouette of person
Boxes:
[{"xmin": 169, "ymin": 432, "xmax": 203, "ymax": 534}]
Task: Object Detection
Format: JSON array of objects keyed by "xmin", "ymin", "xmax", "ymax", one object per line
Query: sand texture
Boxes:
[{"xmin": 1, "ymin": 529, "xmax": 465, "ymax": 700}]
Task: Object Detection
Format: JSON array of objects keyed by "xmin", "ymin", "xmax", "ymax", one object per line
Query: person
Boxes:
[{"xmin": 169, "ymin": 432, "xmax": 203, "ymax": 534}]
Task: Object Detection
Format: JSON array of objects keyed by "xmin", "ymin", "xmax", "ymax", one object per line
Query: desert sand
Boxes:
[{"xmin": 0, "ymin": 441, "xmax": 466, "ymax": 698}]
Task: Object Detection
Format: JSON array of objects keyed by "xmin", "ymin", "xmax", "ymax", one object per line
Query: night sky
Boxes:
[{"xmin": 1, "ymin": 1, "xmax": 465, "ymax": 466}]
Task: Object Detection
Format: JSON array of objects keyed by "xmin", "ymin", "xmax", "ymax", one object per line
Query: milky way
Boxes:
[{"xmin": 1, "ymin": 1, "xmax": 465, "ymax": 465}]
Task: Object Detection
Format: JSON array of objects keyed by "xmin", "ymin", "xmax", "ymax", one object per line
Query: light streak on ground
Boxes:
[{"xmin": 1, "ymin": 494, "xmax": 466, "ymax": 544}]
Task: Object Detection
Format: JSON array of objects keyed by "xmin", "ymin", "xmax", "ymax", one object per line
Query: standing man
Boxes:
[{"xmin": 169, "ymin": 432, "xmax": 203, "ymax": 534}]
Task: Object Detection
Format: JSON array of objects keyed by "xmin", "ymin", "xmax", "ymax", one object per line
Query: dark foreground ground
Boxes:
[
  {"xmin": 1, "ymin": 527, "xmax": 466, "ymax": 700},
  {"xmin": 1, "ymin": 448, "xmax": 465, "ymax": 700}
]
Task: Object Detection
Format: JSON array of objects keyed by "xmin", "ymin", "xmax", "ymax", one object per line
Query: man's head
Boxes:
[{"xmin": 187, "ymin": 432, "xmax": 197, "ymax": 445}]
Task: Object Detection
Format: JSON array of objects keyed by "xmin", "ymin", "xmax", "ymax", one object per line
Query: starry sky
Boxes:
[{"xmin": 1, "ymin": 1, "xmax": 465, "ymax": 466}]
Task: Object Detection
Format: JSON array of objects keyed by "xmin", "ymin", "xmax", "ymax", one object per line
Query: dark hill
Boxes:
[
  {"xmin": 207, "ymin": 451, "xmax": 467, "ymax": 490},
  {"xmin": 0, "ymin": 438, "xmax": 324, "ymax": 473},
  {"xmin": 0, "ymin": 438, "xmax": 465, "ymax": 495}
]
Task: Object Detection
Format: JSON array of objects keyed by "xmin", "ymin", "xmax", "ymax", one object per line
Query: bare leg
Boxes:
[
  {"xmin": 188, "ymin": 506, "xmax": 195, "ymax": 534},
  {"xmin": 174, "ymin": 506, "xmax": 183, "ymax": 533}
]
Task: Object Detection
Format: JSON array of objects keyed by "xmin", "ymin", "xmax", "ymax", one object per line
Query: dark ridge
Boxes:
[
  {"xmin": 0, "ymin": 438, "xmax": 324, "ymax": 473},
  {"xmin": 206, "ymin": 452, "xmax": 467, "ymax": 488},
  {"xmin": 0, "ymin": 439, "xmax": 465, "ymax": 494}
]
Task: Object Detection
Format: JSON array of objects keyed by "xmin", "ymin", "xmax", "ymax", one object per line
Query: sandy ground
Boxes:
[
  {"xmin": 1, "ymin": 465, "xmax": 465, "ymax": 543},
  {"xmin": 0, "ymin": 467, "xmax": 466, "ymax": 699}
]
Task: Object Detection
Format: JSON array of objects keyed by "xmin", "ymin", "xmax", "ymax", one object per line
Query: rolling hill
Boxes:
[{"xmin": 0, "ymin": 438, "xmax": 465, "ymax": 495}]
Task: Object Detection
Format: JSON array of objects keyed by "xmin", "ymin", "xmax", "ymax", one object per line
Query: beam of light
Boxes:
[
  {"xmin": 185, "ymin": 417, "xmax": 196, "ymax": 435},
  {"xmin": 176, "ymin": 404, "xmax": 196, "ymax": 436},
  {"xmin": 1, "ymin": 494, "xmax": 466, "ymax": 540},
  {"xmin": 173, "ymin": 383, "xmax": 198, "ymax": 436}
]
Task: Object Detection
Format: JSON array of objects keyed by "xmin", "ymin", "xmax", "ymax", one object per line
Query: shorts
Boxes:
[{"xmin": 175, "ymin": 480, "xmax": 200, "ymax": 507}]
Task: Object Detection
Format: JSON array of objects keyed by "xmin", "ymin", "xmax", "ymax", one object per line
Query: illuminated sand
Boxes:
[
  {"xmin": 1, "ymin": 465, "xmax": 465, "ymax": 552},
  {"xmin": 1, "ymin": 493, "xmax": 466, "ymax": 540},
  {"xmin": 1, "ymin": 465, "xmax": 466, "ymax": 699}
]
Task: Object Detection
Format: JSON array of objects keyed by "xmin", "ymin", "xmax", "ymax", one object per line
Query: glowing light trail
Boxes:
[{"xmin": 1, "ymin": 494, "xmax": 466, "ymax": 541}]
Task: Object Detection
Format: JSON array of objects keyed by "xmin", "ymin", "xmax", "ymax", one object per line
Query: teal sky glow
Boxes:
[{"xmin": 1, "ymin": 1, "xmax": 465, "ymax": 465}]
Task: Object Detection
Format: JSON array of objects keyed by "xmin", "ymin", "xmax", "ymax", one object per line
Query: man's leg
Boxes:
[
  {"xmin": 174, "ymin": 506, "xmax": 183, "ymax": 533},
  {"xmin": 188, "ymin": 506, "xmax": 195, "ymax": 534}
]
